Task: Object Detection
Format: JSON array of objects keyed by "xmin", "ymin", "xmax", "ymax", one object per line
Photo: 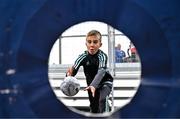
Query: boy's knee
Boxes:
[
  {"xmin": 100, "ymin": 97, "xmax": 105, "ymax": 101},
  {"xmin": 99, "ymin": 96, "xmax": 107, "ymax": 104}
]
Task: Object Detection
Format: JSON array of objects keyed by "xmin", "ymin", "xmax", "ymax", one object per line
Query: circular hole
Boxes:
[{"xmin": 48, "ymin": 21, "xmax": 141, "ymax": 117}]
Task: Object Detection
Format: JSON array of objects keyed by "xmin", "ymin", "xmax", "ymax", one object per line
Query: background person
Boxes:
[
  {"xmin": 115, "ymin": 43, "xmax": 126, "ymax": 63},
  {"xmin": 127, "ymin": 42, "xmax": 138, "ymax": 62}
]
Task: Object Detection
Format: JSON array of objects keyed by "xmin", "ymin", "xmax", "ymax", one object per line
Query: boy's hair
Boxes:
[{"xmin": 86, "ymin": 30, "xmax": 102, "ymax": 42}]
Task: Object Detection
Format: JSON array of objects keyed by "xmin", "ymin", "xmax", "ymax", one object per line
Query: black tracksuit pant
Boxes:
[{"xmin": 88, "ymin": 83, "xmax": 112, "ymax": 113}]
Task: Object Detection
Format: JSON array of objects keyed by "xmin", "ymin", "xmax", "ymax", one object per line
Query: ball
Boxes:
[{"xmin": 60, "ymin": 76, "xmax": 80, "ymax": 96}]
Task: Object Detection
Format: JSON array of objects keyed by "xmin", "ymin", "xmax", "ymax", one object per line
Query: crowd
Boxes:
[{"xmin": 115, "ymin": 42, "xmax": 139, "ymax": 63}]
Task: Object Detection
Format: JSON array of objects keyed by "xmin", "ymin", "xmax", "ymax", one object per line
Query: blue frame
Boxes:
[{"xmin": 0, "ymin": 0, "xmax": 180, "ymax": 118}]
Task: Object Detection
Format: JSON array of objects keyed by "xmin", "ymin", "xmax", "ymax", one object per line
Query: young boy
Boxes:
[{"xmin": 66, "ymin": 30, "xmax": 113, "ymax": 113}]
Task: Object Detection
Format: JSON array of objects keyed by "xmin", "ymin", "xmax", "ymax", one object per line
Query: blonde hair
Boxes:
[{"xmin": 86, "ymin": 30, "xmax": 102, "ymax": 42}]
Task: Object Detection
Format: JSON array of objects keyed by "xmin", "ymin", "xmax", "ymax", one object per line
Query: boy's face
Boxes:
[{"xmin": 86, "ymin": 35, "xmax": 102, "ymax": 55}]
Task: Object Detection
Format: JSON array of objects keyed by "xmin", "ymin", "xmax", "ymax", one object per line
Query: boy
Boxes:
[{"xmin": 66, "ymin": 30, "xmax": 113, "ymax": 113}]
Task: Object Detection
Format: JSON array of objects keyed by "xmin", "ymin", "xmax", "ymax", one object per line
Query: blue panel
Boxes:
[{"xmin": 0, "ymin": 0, "xmax": 180, "ymax": 118}]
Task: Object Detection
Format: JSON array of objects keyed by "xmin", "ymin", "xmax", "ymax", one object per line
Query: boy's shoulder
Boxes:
[
  {"xmin": 78, "ymin": 51, "xmax": 88, "ymax": 57},
  {"xmin": 98, "ymin": 50, "xmax": 107, "ymax": 56},
  {"xmin": 83, "ymin": 51, "xmax": 89, "ymax": 55}
]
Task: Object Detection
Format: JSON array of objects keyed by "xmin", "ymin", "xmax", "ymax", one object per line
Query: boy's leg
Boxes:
[
  {"xmin": 99, "ymin": 84, "xmax": 112, "ymax": 113},
  {"xmin": 88, "ymin": 90, "xmax": 99, "ymax": 113}
]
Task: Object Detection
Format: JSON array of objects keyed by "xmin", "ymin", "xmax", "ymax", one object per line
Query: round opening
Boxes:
[{"xmin": 48, "ymin": 21, "xmax": 141, "ymax": 117}]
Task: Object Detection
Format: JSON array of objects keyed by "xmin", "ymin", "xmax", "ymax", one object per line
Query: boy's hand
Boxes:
[
  {"xmin": 84, "ymin": 86, "xmax": 96, "ymax": 97},
  {"xmin": 67, "ymin": 67, "xmax": 73, "ymax": 76}
]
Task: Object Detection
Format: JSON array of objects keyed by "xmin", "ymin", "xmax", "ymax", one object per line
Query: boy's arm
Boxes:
[
  {"xmin": 66, "ymin": 53, "xmax": 86, "ymax": 77},
  {"xmin": 66, "ymin": 66, "xmax": 77, "ymax": 76},
  {"xmin": 90, "ymin": 68, "xmax": 106, "ymax": 88}
]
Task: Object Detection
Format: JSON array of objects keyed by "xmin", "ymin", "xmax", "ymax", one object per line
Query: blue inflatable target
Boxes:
[{"xmin": 0, "ymin": 0, "xmax": 180, "ymax": 118}]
